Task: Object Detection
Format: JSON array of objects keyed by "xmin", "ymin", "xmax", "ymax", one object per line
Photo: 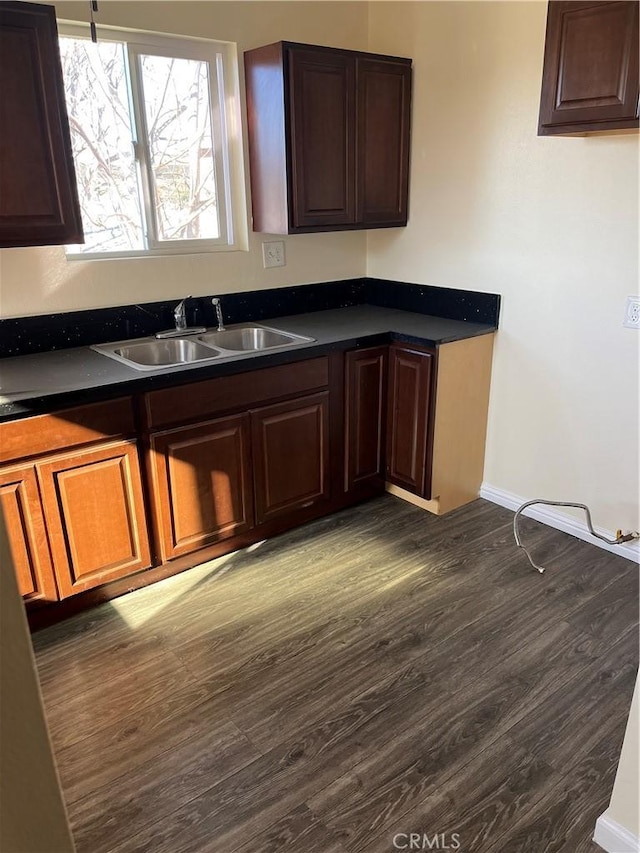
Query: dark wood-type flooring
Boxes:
[{"xmin": 33, "ymin": 496, "xmax": 639, "ymax": 853}]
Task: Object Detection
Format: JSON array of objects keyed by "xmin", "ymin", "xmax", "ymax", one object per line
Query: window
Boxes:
[{"xmin": 58, "ymin": 25, "xmax": 244, "ymax": 258}]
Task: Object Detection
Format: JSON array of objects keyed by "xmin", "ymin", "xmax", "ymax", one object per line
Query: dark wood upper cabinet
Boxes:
[
  {"xmin": 386, "ymin": 344, "xmax": 434, "ymax": 498},
  {"xmin": 244, "ymin": 42, "xmax": 411, "ymax": 233},
  {"xmin": 288, "ymin": 48, "xmax": 357, "ymax": 229},
  {"xmin": 539, "ymin": 1, "xmax": 640, "ymax": 135},
  {"xmin": 357, "ymin": 60, "xmax": 411, "ymax": 226},
  {"xmin": 0, "ymin": 1, "xmax": 83, "ymax": 248}
]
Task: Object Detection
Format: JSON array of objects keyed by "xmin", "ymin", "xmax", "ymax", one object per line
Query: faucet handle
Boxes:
[
  {"xmin": 212, "ymin": 297, "xmax": 225, "ymax": 331},
  {"xmin": 174, "ymin": 295, "xmax": 191, "ymax": 316}
]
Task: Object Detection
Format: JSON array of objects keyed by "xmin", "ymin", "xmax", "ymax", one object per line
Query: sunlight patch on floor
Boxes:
[
  {"xmin": 110, "ymin": 550, "xmax": 242, "ymax": 629},
  {"xmin": 375, "ymin": 562, "xmax": 432, "ymax": 593}
]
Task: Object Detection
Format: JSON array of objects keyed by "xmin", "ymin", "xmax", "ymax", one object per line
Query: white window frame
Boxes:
[{"xmin": 59, "ymin": 22, "xmax": 248, "ymax": 260}]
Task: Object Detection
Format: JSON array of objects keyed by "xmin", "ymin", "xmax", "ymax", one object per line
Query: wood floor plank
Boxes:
[
  {"xmin": 318, "ymin": 625, "xmax": 638, "ymax": 853},
  {"xmin": 358, "ymin": 738, "xmax": 557, "ymax": 853},
  {"xmin": 482, "ymin": 723, "xmax": 629, "ymax": 853},
  {"xmin": 55, "ymin": 514, "xmax": 525, "ymax": 806},
  {"xmin": 32, "ymin": 495, "xmax": 638, "ymax": 853},
  {"xmin": 36, "ymin": 629, "xmax": 175, "ymax": 710},
  {"xmin": 43, "ymin": 649, "xmax": 197, "ymax": 753},
  {"xmin": 54, "ymin": 679, "xmax": 246, "ymax": 806},
  {"xmin": 567, "ymin": 569, "xmax": 639, "ymax": 643},
  {"xmin": 306, "ymin": 618, "xmax": 612, "ymax": 851},
  {"xmin": 231, "ymin": 804, "xmax": 348, "ymax": 853},
  {"xmin": 68, "ymin": 719, "xmax": 260, "ymax": 853},
  {"xmin": 113, "ymin": 618, "xmax": 577, "ymax": 853},
  {"xmin": 508, "ymin": 629, "xmax": 637, "ymax": 775},
  {"xmin": 236, "ymin": 533, "xmax": 629, "ymax": 753}
]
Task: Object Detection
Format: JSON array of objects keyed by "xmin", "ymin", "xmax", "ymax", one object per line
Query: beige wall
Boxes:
[
  {"xmin": 367, "ymin": 1, "xmax": 640, "ymax": 533},
  {"xmin": 0, "ymin": 2, "xmax": 368, "ymax": 318},
  {"xmin": 606, "ymin": 675, "xmax": 639, "ymax": 839},
  {"xmin": 0, "ymin": 511, "xmax": 75, "ymax": 853}
]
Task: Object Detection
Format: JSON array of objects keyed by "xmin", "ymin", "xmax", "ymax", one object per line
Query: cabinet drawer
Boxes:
[
  {"xmin": 144, "ymin": 357, "xmax": 329, "ymax": 429},
  {"xmin": 0, "ymin": 398, "xmax": 136, "ymax": 464}
]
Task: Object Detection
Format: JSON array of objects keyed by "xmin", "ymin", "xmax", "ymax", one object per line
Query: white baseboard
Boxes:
[
  {"xmin": 594, "ymin": 812, "xmax": 640, "ymax": 852},
  {"xmin": 479, "ymin": 483, "xmax": 640, "ymax": 564}
]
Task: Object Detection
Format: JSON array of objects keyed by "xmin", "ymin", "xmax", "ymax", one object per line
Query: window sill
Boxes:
[{"xmin": 65, "ymin": 244, "xmax": 248, "ymax": 261}]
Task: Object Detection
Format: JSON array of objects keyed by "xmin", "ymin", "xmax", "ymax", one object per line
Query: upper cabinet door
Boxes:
[
  {"xmin": 288, "ymin": 48, "xmax": 357, "ymax": 229},
  {"xmin": 357, "ymin": 59, "xmax": 411, "ymax": 226},
  {"xmin": 0, "ymin": 2, "xmax": 83, "ymax": 248},
  {"xmin": 539, "ymin": 1, "xmax": 640, "ymax": 135}
]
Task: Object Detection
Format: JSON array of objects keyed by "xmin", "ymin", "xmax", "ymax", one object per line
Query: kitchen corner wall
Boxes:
[
  {"xmin": 368, "ymin": 1, "xmax": 640, "ymax": 534},
  {"xmin": 0, "ymin": 1, "xmax": 368, "ymax": 318}
]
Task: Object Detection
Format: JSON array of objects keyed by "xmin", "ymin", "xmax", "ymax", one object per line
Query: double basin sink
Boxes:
[{"xmin": 92, "ymin": 325, "xmax": 315, "ymax": 371}]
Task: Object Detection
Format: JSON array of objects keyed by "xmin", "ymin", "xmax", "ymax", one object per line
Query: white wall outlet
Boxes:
[
  {"xmin": 623, "ymin": 296, "xmax": 640, "ymax": 329},
  {"xmin": 262, "ymin": 241, "xmax": 286, "ymax": 268}
]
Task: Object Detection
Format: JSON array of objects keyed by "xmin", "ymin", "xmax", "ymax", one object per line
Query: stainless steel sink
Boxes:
[
  {"xmin": 92, "ymin": 337, "xmax": 221, "ymax": 370},
  {"xmin": 91, "ymin": 324, "xmax": 315, "ymax": 370},
  {"xmin": 199, "ymin": 325, "xmax": 314, "ymax": 352}
]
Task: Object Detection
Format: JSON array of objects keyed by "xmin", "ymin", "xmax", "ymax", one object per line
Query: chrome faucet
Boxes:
[
  {"xmin": 156, "ymin": 296, "xmax": 206, "ymax": 339},
  {"xmin": 212, "ymin": 297, "xmax": 226, "ymax": 332},
  {"xmin": 174, "ymin": 296, "xmax": 190, "ymax": 332}
]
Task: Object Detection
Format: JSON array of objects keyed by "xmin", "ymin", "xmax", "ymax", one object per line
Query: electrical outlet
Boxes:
[
  {"xmin": 262, "ymin": 241, "xmax": 285, "ymax": 269},
  {"xmin": 623, "ymin": 296, "xmax": 640, "ymax": 329}
]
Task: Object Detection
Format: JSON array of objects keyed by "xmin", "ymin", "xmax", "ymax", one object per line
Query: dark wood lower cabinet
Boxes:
[
  {"xmin": 386, "ymin": 344, "xmax": 434, "ymax": 497},
  {"xmin": 251, "ymin": 392, "xmax": 331, "ymax": 524},
  {"xmin": 345, "ymin": 347, "xmax": 387, "ymax": 491},
  {"xmin": 149, "ymin": 414, "xmax": 254, "ymax": 562},
  {"xmin": 36, "ymin": 440, "xmax": 151, "ymax": 597},
  {"xmin": 8, "ymin": 342, "xmax": 494, "ymax": 626},
  {"xmin": 0, "ymin": 464, "xmax": 58, "ymax": 603}
]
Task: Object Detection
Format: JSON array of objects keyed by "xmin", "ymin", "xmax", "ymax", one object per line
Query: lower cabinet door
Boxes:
[
  {"xmin": 386, "ymin": 344, "xmax": 434, "ymax": 496},
  {"xmin": 149, "ymin": 414, "xmax": 254, "ymax": 561},
  {"xmin": 0, "ymin": 464, "xmax": 58, "ymax": 604},
  {"xmin": 36, "ymin": 440, "xmax": 151, "ymax": 597},
  {"xmin": 345, "ymin": 347, "xmax": 387, "ymax": 492},
  {"xmin": 251, "ymin": 392, "xmax": 331, "ymax": 524}
]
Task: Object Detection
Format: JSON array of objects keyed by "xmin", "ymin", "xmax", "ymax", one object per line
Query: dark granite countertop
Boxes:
[{"xmin": 0, "ymin": 305, "xmax": 496, "ymax": 422}]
